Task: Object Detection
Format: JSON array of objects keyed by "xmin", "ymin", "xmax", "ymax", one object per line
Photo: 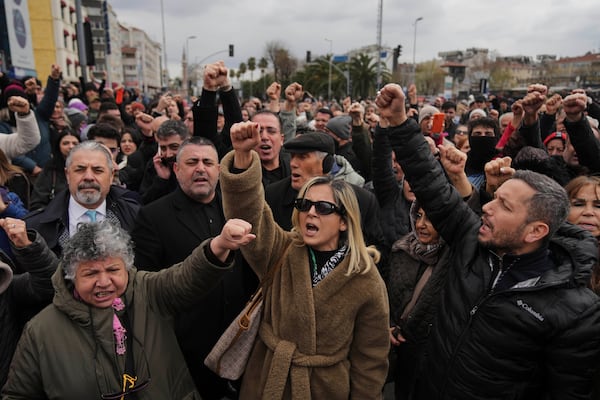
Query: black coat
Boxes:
[
  {"xmin": 130, "ymin": 187, "xmax": 257, "ymax": 399},
  {"xmin": 388, "ymin": 118, "xmax": 600, "ymax": 400},
  {"xmin": 371, "ymin": 129, "xmax": 411, "ymax": 248},
  {"xmin": 24, "ymin": 186, "xmax": 140, "ymax": 257},
  {"xmin": 0, "ymin": 233, "xmax": 57, "ymax": 387}
]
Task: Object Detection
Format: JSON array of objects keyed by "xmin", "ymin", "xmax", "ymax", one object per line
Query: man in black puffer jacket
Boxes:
[{"xmin": 376, "ymin": 83, "xmax": 600, "ymax": 400}]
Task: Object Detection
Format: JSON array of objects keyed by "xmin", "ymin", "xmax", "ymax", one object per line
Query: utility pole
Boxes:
[
  {"xmin": 325, "ymin": 38, "xmax": 333, "ymax": 101},
  {"xmin": 376, "ymin": 0, "xmax": 383, "ymax": 89}
]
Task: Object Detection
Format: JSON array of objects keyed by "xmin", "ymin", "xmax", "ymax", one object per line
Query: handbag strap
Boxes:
[{"xmin": 259, "ymin": 242, "xmax": 291, "ymax": 291}]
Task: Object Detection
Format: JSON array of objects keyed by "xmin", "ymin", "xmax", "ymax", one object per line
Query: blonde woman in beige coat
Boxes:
[{"xmin": 221, "ymin": 121, "xmax": 390, "ymax": 399}]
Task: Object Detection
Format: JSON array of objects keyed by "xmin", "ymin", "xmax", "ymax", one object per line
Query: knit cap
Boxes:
[
  {"xmin": 68, "ymin": 98, "xmax": 88, "ymax": 112},
  {"xmin": 325, "ymin": 115, "xmax": 352, "ymax": 140},
  {"xmin": 1, "ymin": 83, "xmax": 27, "ymax": 107},
  {"xmin": 418, "ymin": 105, "xmax": 439, "ymax": 124}
]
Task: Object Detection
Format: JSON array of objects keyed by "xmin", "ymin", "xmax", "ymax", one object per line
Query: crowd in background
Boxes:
[{"xmin": 0, "ymin": 59, "xmax": 600, "ymax": 399}]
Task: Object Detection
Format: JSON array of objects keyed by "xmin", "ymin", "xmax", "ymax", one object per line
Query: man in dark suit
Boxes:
[
  {"xmin": 25, "ymin": 141, "xmax": 140, "ymax": 257},
  {"xmin": 131, "ymin": 136, "xmax": 255, "ymax": 399}
]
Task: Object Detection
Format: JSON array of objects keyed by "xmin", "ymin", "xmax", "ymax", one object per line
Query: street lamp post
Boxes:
[
  {"xmin": 412, "ymin": 17, "xmax": 423, "ymax": 84},
  {"xmin": 160, "ymin": 0, "xmax": 168, "ymax": 89},
  {"xmin": 185, "ymin": 35, "xmax": 197, "ymax": 96},
  {"xmin": 325, "ymin": 38, "xmax": 333, "ymax": 101},
  {"xmin": 186, "ymin": 35, "xmax": 197, "ymax": 62}
]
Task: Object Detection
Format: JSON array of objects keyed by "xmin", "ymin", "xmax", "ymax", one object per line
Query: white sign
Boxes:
[{"xmin": 4, "ymin": 0, "xmax": 36, "ymax": 71}]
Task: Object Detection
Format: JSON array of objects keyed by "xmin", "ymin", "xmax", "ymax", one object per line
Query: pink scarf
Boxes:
[{"xmin": 112, "ymin": 298, "xmax": 127, "ymax": 355}]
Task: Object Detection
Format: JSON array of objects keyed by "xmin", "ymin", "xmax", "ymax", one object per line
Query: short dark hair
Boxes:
[
  {"xmin": 251, "ymin": 110, "xmax": 282, "ymax": 130},
  {"xmin": 468, "ymin": 117, "xmax": 500, "ymax": 138},
  {"xmin": 99, "ymin": 101, "xmax": 119, "ymax": 113},
  {"xmin": 316, "ymin": 108, "xmax": 334, "ymax": 118},
  {"xmin": 514, "ymin": 170, "xmax": 569, "ymax": 240},
  {"xmin": 156, "ymin": 119, "xmax": 190, "ymax": 141},
  {"xmin": 441, "ymin": 101, "xmax": 456, "ymax": 111},
  {"xmin": 176, "ymin": 136, "xmax": 218, "ymax": 162},
  {"xmin": 87, "ymin": 123, "xmax": 121, "ymax": 143}
]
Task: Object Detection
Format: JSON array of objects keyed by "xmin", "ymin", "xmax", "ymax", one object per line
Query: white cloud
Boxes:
[{"xmin": 110, "ymin": 0, "xmax": 599, "ymax": 79}]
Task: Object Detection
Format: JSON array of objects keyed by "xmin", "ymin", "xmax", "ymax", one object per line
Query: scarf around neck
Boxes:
[{"xmin": 393, "ymin": 233, "xmax": 444, "ymax": 266}]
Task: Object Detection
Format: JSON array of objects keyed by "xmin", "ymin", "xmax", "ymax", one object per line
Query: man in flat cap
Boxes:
[{"xmin": 264, "ymin": 132, "xmax": 388, "ymax": 271}]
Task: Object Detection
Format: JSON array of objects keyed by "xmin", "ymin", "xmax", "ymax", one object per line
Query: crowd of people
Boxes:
[{"xmin": 0, "ymin": 59, "xmax": 599, "ymax": 399}]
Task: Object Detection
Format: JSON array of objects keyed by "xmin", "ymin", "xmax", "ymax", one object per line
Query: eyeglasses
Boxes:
[
  {"xmin": 101, "ymin": 377, "xmax": 151, "ymax": 399},
  {"xmin": 455, "ymin": 129, "xmax": 468, "ymax": 135},
  {"xmin": 294, "ymin": 198, "xmax": 345, "ymax": 216}
]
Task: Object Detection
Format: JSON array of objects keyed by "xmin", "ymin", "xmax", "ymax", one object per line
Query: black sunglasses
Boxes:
[
  {"xmin": 101, "ymin": 377, "xmax": 151, "ymax": 399},
  {"xmin": 294, "ymin": 198, "xmax": 345, "ymax": 216}
]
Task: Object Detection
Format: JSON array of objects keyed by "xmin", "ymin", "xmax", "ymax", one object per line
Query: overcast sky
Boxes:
[{"xmin": 111, "ymin": 0, "xmax": 599, "ymax": 79}]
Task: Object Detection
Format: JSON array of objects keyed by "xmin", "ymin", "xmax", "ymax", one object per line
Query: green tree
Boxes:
[
  {"xmin": 416, "ymin": 60, "xmax": 445, "ymax": 95},
  {"xmin": 238, "ymin": 62, "xmax": 247, "ymax": 81},
  {"xmin": 292, "ymin": 57, "xmax": 331, "ymax": 99},
  {"xmin": 258, "ymin": 57, "xmax": 269, "ymax": 96},
  {"xmin": 265, "ymin": 41, "xmax": 297, "ymax": 83},
  {"xmin": 247, "ymin": 57, "xmax": 257, "ymax": 96},
  {"xmin": 348, "ymin": 53, "xmax": 390, "ymax": 99},
  {"xmin": 489, "ymin": 61, "xmax": 515, "ymax": 91}
]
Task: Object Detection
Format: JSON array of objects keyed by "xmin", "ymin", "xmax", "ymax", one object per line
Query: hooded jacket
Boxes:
[
  {"xmin": 330, "ymin": 154, "xmax": 365, "ymax": 187},
  {"xmin": 2, "ymin": 239, "xmax": 233, "ymax": 399},
  {"xmin": 387, "ymin": 118, "xmax": 600, "ymax": 400}
]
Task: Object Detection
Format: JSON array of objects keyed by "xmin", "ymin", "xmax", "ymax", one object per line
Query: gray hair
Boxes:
[
  {"xmin": 514, "ymin": 170, "xmax": 569, "ymax": 239},
  {"xmin": 62, "ymin": 220, "xmax": 134, "ymax": 280},
  {"xmin": 156, "ymin": 119, "xmax": 190, "ymax": 141},
  {"xmin": 65, "ymin": 140, "xmax": 114, "ymax": 173}
]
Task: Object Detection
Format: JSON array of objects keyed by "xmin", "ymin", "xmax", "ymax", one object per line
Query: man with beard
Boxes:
[
  {"xmin": 25, "ymin": 141, "xmax": 140, "ymax": 256},
  {"xmin": 138, "ymin": 119, "xmax": 190, "ymax": 204},
  {"xmin": 131, "ymin": 137, "xmax": 256, "ymax": 399},
  {"xmin": 377, "ymin": 83, "xmax": 600, "ymax": 400}
]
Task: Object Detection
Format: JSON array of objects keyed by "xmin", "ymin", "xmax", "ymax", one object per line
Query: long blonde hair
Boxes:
[{"xmin": 291, "ymin": 176, "xmax": 380, "ymax": 275}]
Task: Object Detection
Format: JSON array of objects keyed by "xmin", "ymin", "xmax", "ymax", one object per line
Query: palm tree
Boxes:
[
  {"xmin": 238, "ymin": 62, "xmax": 247, "ymax": 81},
  {"xmin": 348, "ymin": 53, "xmax": 389, "ymax": 99},
  {"xmin": 293, "ymin": 57, "xmax": 331, "ymax": 99},
  {"xmin": 247, "ymin": 57, "xmax": 256, "ymax": 96},
  {"xmin": 258, "ymin": 57, "xmax": 268, "ymax": 94}
]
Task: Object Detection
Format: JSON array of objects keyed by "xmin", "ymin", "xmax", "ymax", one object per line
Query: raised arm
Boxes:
[
  {"xmin": 376, "ymin": 84, "xmax": 478, "ymax": 244},
  {"xmin": 1, "ymin": 218, "xmax": 56, "ymax": 306},
  {"xmin": 563, "ymin": 93, "xmax": 600, "ymax": 173},
  {"xmin": 279, "ymin": 82, "xmax": 303, "ymax": 142},
  {"xmin": 219, "ymin": 122, "xmax": 289, "ymax": 277},
  {"xmin": 0, "ymin": 97, "xmax": 41, "ymax": 159},
  {"xmin": 35, "ymin": 65, "xmax": 61, "ymax": 121}
]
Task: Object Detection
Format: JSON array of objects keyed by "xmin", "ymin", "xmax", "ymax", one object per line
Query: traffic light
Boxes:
[
  {"xmin": 393, "ymin": 45, "xmax": 402, "ymax": 59},
  {"xmin": 306, "ymin": 51, "xmax": 311, "ymax": 63},
  {"xmin": 229, "ymin": 44, "xmax": 234, "ymax": 57}
]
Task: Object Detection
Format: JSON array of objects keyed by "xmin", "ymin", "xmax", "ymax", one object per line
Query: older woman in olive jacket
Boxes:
[{"xmin": 2, "ymin": 219, "xmax": 254, "ymax": 400}]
